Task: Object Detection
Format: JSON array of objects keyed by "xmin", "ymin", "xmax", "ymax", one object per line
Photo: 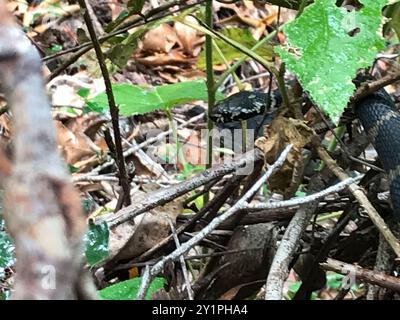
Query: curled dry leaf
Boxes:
[
  {"xmin": 141, "ymin": 23, "xmax": 179, "ymax": 53},
  {"xmin": 255, "ymin": 116, "xmax": 316, "ymax": 197},
  {"xmin": 179, "ymin": 128, "xmax": 205, "ymax": 167},
  {"xmin": 135, "ymin": 50, "xmax": 197, "ymax": 66},
  {"xmin": 217, "ymin": 0, "xmax": 278, "ymax": 40},
  {"xmin": 55, "ymin": 118, "xmax": 102, "ymax": 165},
  {"xmin": 174, "ymin": 16, "xmax": 204, "ymax": 56}
]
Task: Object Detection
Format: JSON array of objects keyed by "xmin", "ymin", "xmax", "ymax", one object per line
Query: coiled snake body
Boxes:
[{"xmin": 210, "ymin": 86, "xmax": 400, "ymax": 220}]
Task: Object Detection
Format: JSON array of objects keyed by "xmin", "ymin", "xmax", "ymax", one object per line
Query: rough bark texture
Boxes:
[{"xmin": 0, "ymin": 2, "xmax": 94, "ymax": 299}]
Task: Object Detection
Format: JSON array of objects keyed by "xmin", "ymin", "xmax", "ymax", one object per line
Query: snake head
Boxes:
[{"xmin": 210, "ymin": 90, "xmax": 281, "ymax": 123}]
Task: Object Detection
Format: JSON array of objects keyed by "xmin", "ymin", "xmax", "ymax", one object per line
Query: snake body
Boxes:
[
  {"xmin": 355, "ymin": 89, "xmax": 400, "ymax": 220},
  {"xmin": 210, "ymin": 87, "xmax": 400, "ymax": 220}
]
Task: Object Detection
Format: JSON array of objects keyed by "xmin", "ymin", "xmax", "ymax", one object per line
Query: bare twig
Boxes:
[
  {"xmin": 136, "ymin": 144, "xmax": 293, "ymax": 300},
  {"xmin": 78, "ymin": 0, "xmax": 131, "ymax": 208},
  {"xmin": 320, "ymin": 258, "xmax": 400, "ymax": 293},
  {"xmin": 168, "ymin": 218, "xmax": 194, "ymax": 300},
  {"xmin": 205, "ymin": 0, "xmax": 215, "ymax": 204},
  {"xmin": 317, "ymin": 146, "xmax": 400, "ymax": 258},
  {"xmin": 136, "ymin": 265, "xmax": 151, "ymax": 300},
  {"xmin": 351, "ymin": 70, "xmax": 400, "ymax": 103},
  {"xmin": 264, "ymin": 175, "xmax": 325, "ymax": 300},
  {"xmin": 90, "ymin": 113, "xmax": 204, "ymax": 175},
  {"xmin": 247, "ymin": 176, "xmax": 360, "ymax": 212},
  {"xmin": 97, "ymin": 148, "xmax": 265, "ymax": 227},
  {"xmin": 0, "ymin": 2, "xmax": 94, "ymax": 299},
  {"xmin": 134, "ymin": 174, "xmax": 244, "ymax": 264}
]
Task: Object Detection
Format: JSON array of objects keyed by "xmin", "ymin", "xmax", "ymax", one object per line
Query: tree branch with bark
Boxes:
[{"xmin": 0, "ymin": 1, "xmax": 96, "ymax": 299}]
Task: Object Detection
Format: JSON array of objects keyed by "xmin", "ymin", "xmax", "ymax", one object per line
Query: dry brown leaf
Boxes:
[
  {"xmin": 218, "ymin": 285, "xmax": 242, "ymax": 300},
  {"xmin": 75, "ymin": 181, "xmax": 103, "ymax": 193},
  {"xmin": 135, "ymin": 50, "xmax": 196, "ymax": 66},
  {"xmin": 180, "ymin": 128, "xmax": 204, "ymax": 166},
  {"xmin": 255, "ymin": 116, "xmax": 316, "ymax": 197},
  {"xmin": 107, "ymin": 187, "xmax": 186, "ymax": 263},
  {"xmin": 141, "ymin": 24, "xmax": 178, "ymax": 53},
  {"xmin": 174, "ymin": 17, "xmax": 203, "ymax": 56},
  {"xmin": 55, "ymin": 120, "xmax": 99, "ymax": 164}
]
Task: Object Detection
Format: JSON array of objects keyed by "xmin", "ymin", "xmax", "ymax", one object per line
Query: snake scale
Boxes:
[{"xmin": 210, "ymin": 82, "xmax": 400, "ymax": 221}]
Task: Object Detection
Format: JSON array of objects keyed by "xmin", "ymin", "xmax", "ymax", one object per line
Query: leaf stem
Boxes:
[
  {"xmin": 165, "ymin": 109, "xmax": 187, "ymax": 171},
  {"xmin": 205, "ymin": 0, "xmax": 215, "ymax": 203},
  {"xmin": 214, "ymin": 28, "xmax": 280, "ymax": 91}
]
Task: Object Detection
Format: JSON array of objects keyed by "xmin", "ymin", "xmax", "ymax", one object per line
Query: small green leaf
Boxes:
[
  {"xmin": 326, "ymin": 273, "xmax": 344, "ymax": 289},
  {"xmin": 84, "ymin": 220, "xmax": 109, "ymax": 266},
  {"xmin": 295, "ymin": 190, "xmax": 306, "ymax": 197},
  {"xmin": 77, "ymin": 88, "xmax": 90, "ymax": 98},
  {"xmin": 50, "ymin": 44, "xmax": 62, "ymax": 53},
  {"xmin": 128, "ymin": 0, "xmax": 145, "ymax": 13},
  {"xmin": 106, "ymin": 28, "xmax": 145, "ymax": 69},
  {"xmin": 88, "ymin": 81, "xmax": 224, "ymax": 116},
  {"xmin": 98, "ymin": 277, "xmax": 165, "ymax": 300},
  {"xmin": 81, "ymin": 199, "xmax": 92, "ymax": 214},
  {"xmin": 68, "ymin": 164, "xmax": 79, "ymax": 174},
  {"xmin": 276, "ymin": 0, "xmax": 390, "ymax": 123},
  {"xmin": 83, "ymin": 101, "xmax": 107, "ymax": 114}
]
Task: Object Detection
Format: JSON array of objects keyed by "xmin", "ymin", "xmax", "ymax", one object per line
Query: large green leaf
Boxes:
[
  {"xmin": 276, "ymin": 0, "xmax": 393, "ymax": 123},
  {"xmin": 84, "ymin": 220, "xmax": 109, "ymax": 266},
  {"xmin": 197, "ymin": 28, "xmax": 273, "ymax": 69},
  {"xmin": 98, "ymin": 277, "xmax": 165, "ymax": 300},
  {"xmin": 88, "ymin": 80, "xmax": 224, "ymax": 116}
]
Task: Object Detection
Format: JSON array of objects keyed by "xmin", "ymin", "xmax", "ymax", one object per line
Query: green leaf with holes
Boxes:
[
  {"xmin": 197, "ymin": 27, "xmax": 273, "ymax": 70},
  {"xmin": 88, "ymin": 80, "xmax": 224, "ymax": 116},
  {"xmin": 98, "ymin": 277, "xmax": 165, "ymax": 300},
  {"xmin": 84, "ymin": 220, "xmax": 109, "ymax": 266},
  {"xmin": 276, "ymin": 0, "xmax": 392, "ymax": 123}
]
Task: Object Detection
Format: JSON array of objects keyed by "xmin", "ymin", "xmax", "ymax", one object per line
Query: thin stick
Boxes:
[
  {"xmin": 205, "ymin": 0, "xmax": 215, "ymax": 204},
  {"xmin": 97, "ymin": 148, "xmax": 265, "ymax": 227},
  {"xmin": 351, "ymin": 70, "xmax": 400, "ymax": 103},
  {"xmin": 320, "ymin": 258, "xmax": 400, "ymax": 293},
  {"xmin": 78, "ymin": 0, "xmax": 131, "ymax": 208},
  {"xmin": 317, "ymin": 146, "xmax": 400, "ymax": 258},
  {"xmin": 90, "ymin": 113, "xmax": 204, "ymax": 175},
  {"xmin": 136, "ymin": 144, "xmax": 293, "ymax": 299},
  {"xmin": 248, "ymin": 176, "xmax": 360, "ymax": 211},
  {"xmin": 136, "ymin": 265, "xmax": 151, "ymax": 300},
  {"xmin": 168, "ymin": 218, "xmax": 194, "ymax": 300},
  {"xmin": 264, "ymin": 175, "xmax": 325, "ymax": 300}
]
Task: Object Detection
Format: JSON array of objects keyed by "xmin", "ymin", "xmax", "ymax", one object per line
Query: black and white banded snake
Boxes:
[{"xmin": 210, "ymin": 80, "xmax": 400, "ymax": 221}]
